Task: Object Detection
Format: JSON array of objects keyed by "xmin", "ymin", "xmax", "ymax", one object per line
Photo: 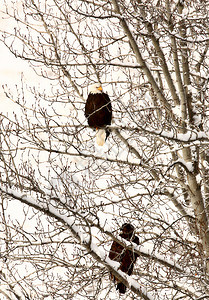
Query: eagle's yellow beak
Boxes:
[{"xmin": 98, "ymin": 86, "xmax": 103, "ymax": 91}]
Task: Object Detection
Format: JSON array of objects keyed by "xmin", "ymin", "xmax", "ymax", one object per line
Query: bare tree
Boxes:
[{"xmin": 1, "ymin": 0, "xmax": 209, "ymax": 298}]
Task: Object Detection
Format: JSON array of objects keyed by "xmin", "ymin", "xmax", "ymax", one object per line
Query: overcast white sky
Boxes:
[{"xmin": 0, "ymin": 5, "xmax": 42, "ymax": 115}]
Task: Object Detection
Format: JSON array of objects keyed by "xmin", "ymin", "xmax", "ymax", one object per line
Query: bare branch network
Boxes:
[{"xmin": 0, "ymin": 0, "xmax": 209, "ymax": 299}]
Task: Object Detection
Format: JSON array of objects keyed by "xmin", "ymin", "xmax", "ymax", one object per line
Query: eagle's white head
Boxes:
[{"xmin": 89, "ymin": 83, "xmax": 103, "ymax": 94}]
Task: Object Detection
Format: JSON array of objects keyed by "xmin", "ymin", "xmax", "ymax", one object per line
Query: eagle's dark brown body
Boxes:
[
  {"xmin": 85, "ymin": 92, "xmax": 112, "ymax": 132},
  {"xmin": 109, "ymin": 223, "xmax": 139, "ymax": 294}
]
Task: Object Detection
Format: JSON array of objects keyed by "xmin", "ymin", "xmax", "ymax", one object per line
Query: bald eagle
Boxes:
[
  {"xmin": 85, "ymin": 83, "xmax": 112, "ymax": 146},
  {"xmin": 109, "ymin": 223, "xmax": 139, "ymax": 294}
]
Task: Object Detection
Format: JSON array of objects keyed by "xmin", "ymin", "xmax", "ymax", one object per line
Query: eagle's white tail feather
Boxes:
[{"xmin": 96, "ymin": 129, "xmax": 106, "ymax": 146}]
